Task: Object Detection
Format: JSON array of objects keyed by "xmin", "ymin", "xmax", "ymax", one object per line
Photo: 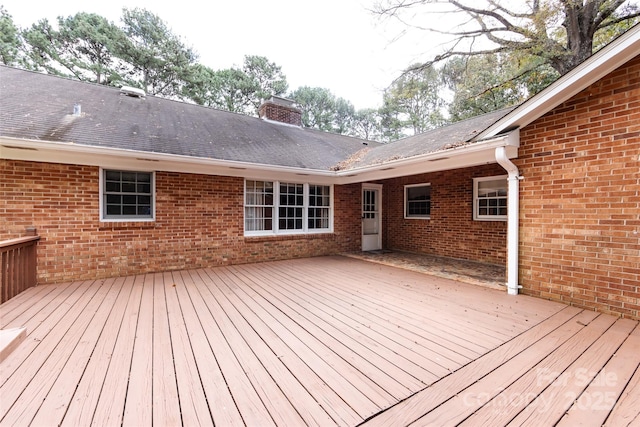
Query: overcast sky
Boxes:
[{"xmin": 1, "ymin": 0, "xmax": 447, "ymax": 109}]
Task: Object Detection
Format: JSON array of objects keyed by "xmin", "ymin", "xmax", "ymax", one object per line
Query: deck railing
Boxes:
[{"xmin": 1, "ymin": 235, "xmax": 40, "ymax": 303}]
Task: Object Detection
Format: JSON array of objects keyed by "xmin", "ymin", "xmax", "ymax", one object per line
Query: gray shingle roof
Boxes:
[
  {"xmin": 343, "ymin": 108, "xmax": 515, "ymax": 170},
  {"xmin": 0, "ymin": 66, "xmax": 374, "ymax": 170},
  {"xmin": 1, "ymin": 66, "xmax": 512, "ymax": 172}
]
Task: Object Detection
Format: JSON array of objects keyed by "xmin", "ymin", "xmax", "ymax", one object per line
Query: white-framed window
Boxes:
[
  {"xmin": 100, "ymin": 169, "xmax": 155, "ymax": 221},
  {"xmin": 473, "ymin": 175, "xmax": 508, "ymax": 221},
  {"xmin": 405, "ymin": 183, "xmax": 431, "ymax": 219},
  {"xmin": 244, "ymin": 180, "xmax": 332, "ymax": 235},
  {"xmin": 308, "ymin": 184, "xmax": 331, "ymax": 230}
]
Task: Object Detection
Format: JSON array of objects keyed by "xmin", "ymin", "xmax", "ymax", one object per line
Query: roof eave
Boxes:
[
  {"xmin": 476, "ymin": 25, "xmax": 640, "ymax": 140},
  {"xmin": 0, "ymin": 137, "xmax": 336, "ymax": 184},
  {"xmin": 1, "ymin": 130, "xmax": 518, "ymax": 184},
  {"xmin": 334, "ymin": 130, "xmax": 519, "ymax": 184}
]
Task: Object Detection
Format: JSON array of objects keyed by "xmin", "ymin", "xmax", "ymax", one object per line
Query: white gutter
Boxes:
[
  {"xmin": 495, "ymin": 145, "xmax": 522, "ymax": 295},
  {"xmin": 0, "ymin": 137, "xmax": 337, "ymax": 183},
  {"xmin": 2, "ymin": 132, "xmax": 520, "ymax": 184}
]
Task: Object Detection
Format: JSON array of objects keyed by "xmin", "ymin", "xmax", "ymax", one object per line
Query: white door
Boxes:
[{"xmin": 362, "ymin": 184, "xmax": 382, "ymax": 251}]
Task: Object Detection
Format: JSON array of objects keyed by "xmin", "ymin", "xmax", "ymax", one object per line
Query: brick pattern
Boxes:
[
  {"xmin": 381, "ymin": 164, "xmax": 508, "ymax": 265},
  {"xmin": 2, "ymin": 57, "xmax": 638, "ymax": 321},
  {"xmin": 517, "ymin": 55, "xmax": 640, "ymax": 319},
  {"xmin": 258, "ymin": 102, "xmax": 302, "ymax": 126},
  {"xmin": 0, "ymin": 160, "xmax": 361, "ymax": 284}
]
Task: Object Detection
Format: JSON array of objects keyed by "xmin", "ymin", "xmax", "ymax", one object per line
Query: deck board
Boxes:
[
  {"xmin": 199, "ymin": 267, "xmax": 309, "ymax": 426},
  {"xmin": 230, "ymin": 263, "xmax": 423, "ymax": 396},
  {"xmin": 359, "ymin": 306, "xmax": 584, "ymax": 427},
  {"xmin": 459, "ymin": 314, "xmax": 627, "ymax": 426},
  {"xmin": 29, "ymin": 276, "xmax": 126, "ymax": 426},
  {"xmin": 561, "ymin": 323, "xmax": 640, "ymax": 427},
  {"xmin": 202, "ymin": 267, "xmax": 341, "ymax": 426},
  {"xmin": 122, "ymin": 273, "xmax": 155, "ymax": 427},
  {"xmin": 506, "ymin": 318, "xmax": 637, "ymax": 426},
  {"xmin": 164, "ymin": 270, "xmax": 214, "ymax": 426},
  {"xmin": 0, "ymin": 256, "xmax": 638, "ymax": 426},
  {"xmin": 256, "ymin": 262, "xmax": 461, "ymax": 379},
  {"xmin": 0, "ymin": 279, "xmax": 106, "ymax": 421},
  {"xmin": 185, "ymin": 268, "xmax": 278, "ymax": 426},
  {"xmin": 263, "ymin": 262, "xmax": 480, "ymax": 365},
  {"xmin": 409, "ymin": 310, "xmax": 608, "ymax": 426}
]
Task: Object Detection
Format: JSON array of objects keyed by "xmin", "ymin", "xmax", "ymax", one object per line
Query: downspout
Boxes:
[{"xmin": 495, "ymin": 146, "xmax": 522, "ymax": 295}]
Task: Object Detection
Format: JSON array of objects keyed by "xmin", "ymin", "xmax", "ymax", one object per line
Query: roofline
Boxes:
[
  {"xmin": 333, "ymin": 130, "xmax": 519, "ymax": 184},
  {"xmin": 476, "ymin": 24, "xmax": 640, "ymax": 140},
  {"xmin": 2, "ymin": 130, "xmax": 518, "ymax": 184},
  {"xmin": 0, "ymin": 137, "xmax": 336, "ymax": 184}
]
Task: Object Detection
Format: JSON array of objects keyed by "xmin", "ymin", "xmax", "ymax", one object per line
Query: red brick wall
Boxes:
[
  {"xmin": 517, "ymin": 55, "xmax": 640, "ymax": 319},
  {"xmin": 258, "ymin": 102, "xmax": 302, "ymax": 126},
  {"xmin": 0, "ymin": 160, "xmax": 361, "ymax": 284},
  {"xmin": 381, "ymin": 164, "xmax": 508, "ymax": 265}
]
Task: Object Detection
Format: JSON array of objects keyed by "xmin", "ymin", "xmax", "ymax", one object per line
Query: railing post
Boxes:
[{"xmin": 0, "ymin": 231, "xmax": 40, "ymax": 303}]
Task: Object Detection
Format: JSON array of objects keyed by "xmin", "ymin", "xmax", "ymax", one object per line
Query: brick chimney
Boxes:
[{"xmin": 258, "ymin": 96, "xmax": 302, "ymax": 126}]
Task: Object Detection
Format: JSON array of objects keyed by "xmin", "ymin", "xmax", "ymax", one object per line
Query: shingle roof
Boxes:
[
  {"xmin": 0, "ymin": 66, "xmax": 375, "ymax": 170},
  {"xmin": 1, "ymin": 66, "xmax": 515, "ymax": 172},
  {"xmin": 342, "ymin": 108, "xmax": 515, "ymax": 170}
]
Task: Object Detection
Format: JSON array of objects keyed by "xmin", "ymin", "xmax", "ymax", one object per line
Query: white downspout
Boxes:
[{"xmin": 495, "ymin": 146, "xmax": 522, "ymax": 295}]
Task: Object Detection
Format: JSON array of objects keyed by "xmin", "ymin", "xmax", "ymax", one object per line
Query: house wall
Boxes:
[
  {"xmin": 380, "ymin": 164, "xmax": 508, "ymax": 265},
  {"xmin": 0, "ymin": 160, "xmax": 362, "ymax": 284},
  {"xmin": 517, "ymin": 55, "xmax": 640, "ymax": 320}
]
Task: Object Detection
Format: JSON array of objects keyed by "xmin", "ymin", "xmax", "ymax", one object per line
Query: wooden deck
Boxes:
[{"xmin": 1, "ymin": 256, "xmax": 638, "ymax": 426}]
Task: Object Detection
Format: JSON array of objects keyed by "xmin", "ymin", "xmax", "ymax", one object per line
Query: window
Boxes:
[
  {"xmin": 244, "ymin": 180, "xmax": 332, "ymax": 235},
  {"xmin": 279, "ymin": 183, "xmax": 304, "ymax": 230},
  {"xmin": 245, "ymin": 180, "xmax": 274, "ymax": 232},
  {"xmin": 405, "ymin": 184, "xmax": 431, "ymax": 218},
  {"xmin": 308, "ymin": 185, "xmax": 331, "ymax": 230},
  {"xmin": 101, "ymin": 169, "xmax": 154, "ymax": 221},
  {"xmin": 474, "ymin": 175, "xmax": 508, "ymax": 221}
]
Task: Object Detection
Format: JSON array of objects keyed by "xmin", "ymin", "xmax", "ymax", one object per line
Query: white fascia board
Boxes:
[
  {"xmin": 477, "ymin": 25, "xmax": 640, "ymax": 140},
  {"xmin": 1, "ymin": 130, "xmax": 518, "ymax": 185},
  {"xmin": 0, "ymin": 137, "xmax": 336, "ymax": 184}
]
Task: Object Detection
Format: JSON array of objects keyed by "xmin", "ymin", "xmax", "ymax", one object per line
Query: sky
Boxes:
[{"xmin": 1, "ymin": 0, "xmax": 447, "ymax": 109}]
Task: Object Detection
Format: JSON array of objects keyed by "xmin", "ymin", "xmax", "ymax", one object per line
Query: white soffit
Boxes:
[
  {"xmin": 477, "ymin": 24, "xmax": 640, "ymax": 140},
  {"xmin": 1, "ymin": 130, "xmax": 518, "ymax": 184}
]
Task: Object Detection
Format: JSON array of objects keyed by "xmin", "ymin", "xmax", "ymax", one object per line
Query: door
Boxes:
[{"xmin": 362, "ymin": 184, "xmax": 382, "ymax": 251}]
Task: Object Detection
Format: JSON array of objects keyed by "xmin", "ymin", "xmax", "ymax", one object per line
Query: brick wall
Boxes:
[
  {"xmin": 381, "ymin": 164, "xmax": 508, "ymax": 265},
  {"xmin": 258, "ymin": 102, "xmax": 302, "ymax": 126},
  {"xmin": 517, "ymin": 55, "xmax": 640, "ymax": 319},
  {"xmin": 0, "ymin": 160, "xmax": 361, "ymax": 284}
]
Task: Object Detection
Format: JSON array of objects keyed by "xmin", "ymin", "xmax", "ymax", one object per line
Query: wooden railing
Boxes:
[{"xmin": 1, "ymin": 235, "xmax": 40, "ymax": 303}]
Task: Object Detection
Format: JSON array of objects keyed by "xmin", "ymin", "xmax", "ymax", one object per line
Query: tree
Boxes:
[
  {"xmin": 55, "ymin": 13, "xmax": 125, "ymax": 84},
  {"xmin": 181, "ymin": 63, "xmax": 217, "ymax": 106},
  {"xmin": 209, "ymin": 68, "xmax": 257, "ymax": 113},
  {"xmin": 21, "ymin": 19, "xmax": 63, "ymax": 74},
  {"xmin": 442, "ymin": 54, "xmax": 529, "ymax": 121},
  {"xmin": 332, "ymin": 97, "xmax": 356, "ymax": 134},
  {"xmin": 381, "ymin": 64, "xmax": 446, "ymax": 135},
  {"xmin": 241, "ymin": 55, "xmax": 288, "ymax": 114},
  {"xmin": 378, "ymin": 95, "xmax": 406, "ymax": 142},
  {"xmin": 182, "ymin": 56, "xmax": 288, "ymax": 115},
  {"xmin": 288, "ymin": 86, "xmax": 358, "ymax": 134},
  {"xmin": 349, "ymin": 108, "xmax": 384, "ymax": 141},
  {"xmin": 0, "ymin": 7, "xmax": 21, "ymax": 66},
  {"xmin": 117, "ymin": 7, "xmax": 197, "ymax": 97},
  {"xmin": 289, "ymin": 86, "xmax": 338, "ymax": 131},
  {"xmin": 375, "ymin": 0, "xmax": 640, "ymax": 76}
]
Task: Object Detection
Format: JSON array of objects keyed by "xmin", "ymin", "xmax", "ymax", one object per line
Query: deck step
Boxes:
[{"xmin": 0, "ymin": 327, "xmax": 27, "ymax": 362}]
